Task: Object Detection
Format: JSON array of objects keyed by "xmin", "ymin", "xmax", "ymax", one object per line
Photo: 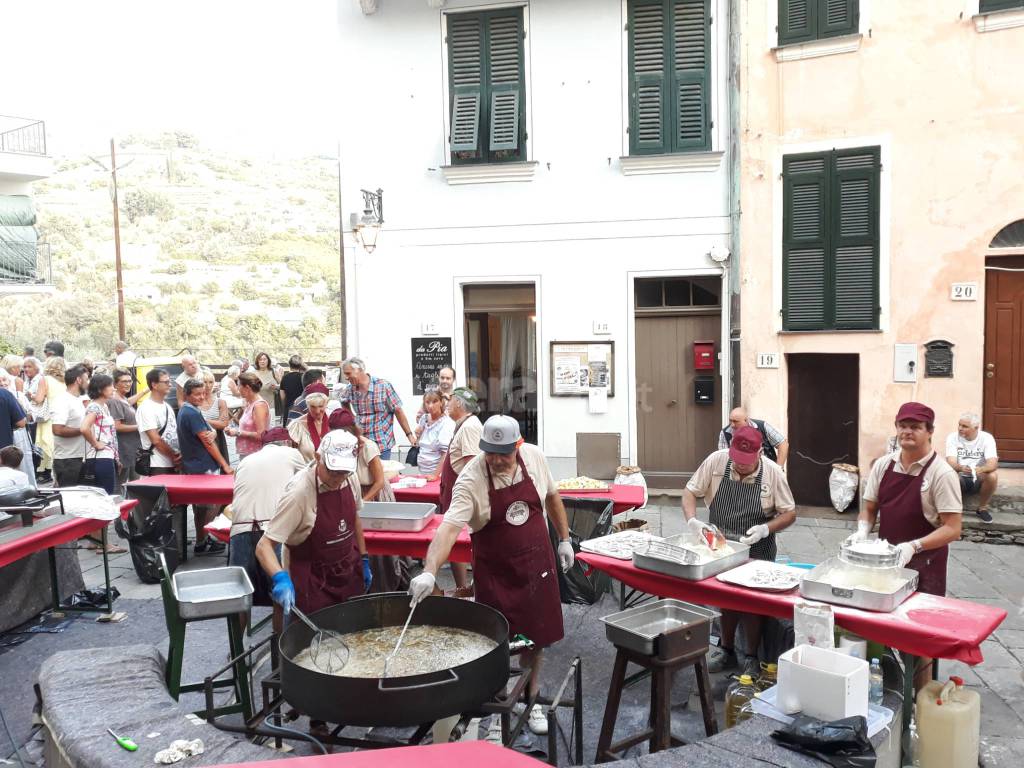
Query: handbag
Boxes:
[
  {"xmin": 405, "ymin": 446, "xmax": 420, "ymax": 466},
  {"xmin": 135, "ymin": 405, "xmax": 170, "ymax": 476},
  {"xmin": 81, "ymin": 458, "xmax": 98, "ymax": 485}
]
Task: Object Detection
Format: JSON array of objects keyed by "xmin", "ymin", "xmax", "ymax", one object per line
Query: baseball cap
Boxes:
[
  {"xmin": 729, "ymin": 425, "xmax": 763, "ymax": 464},
  {"xmin": 451, "ymin": 387, "xmax": 479, "ymax": 410},
  {"xmin": 304, "ymin": 382, "xmax": 330, "ymax": 397},
  {"xmin": 895, "ymin": 401, "xmax": 934, "ymax": 424},
  {"xmin": 261, "ymin": 427, "xmax": 291, "ymax": 445},
  {"xmin": 318, "ymin": 430, "xmax": 359, "ymax": 472},
  {"xmin": 479, "ymin": 414, "xmax": 521, "ymax": 455},
  {"xmin": 328, "ymin": 408, "xmax": 356, "ymax": 430}
]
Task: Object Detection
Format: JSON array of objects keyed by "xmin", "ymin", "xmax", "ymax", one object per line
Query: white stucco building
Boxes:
[{"xmin": 337, "ymin": 0, "xmax": 735, "ymax": 484}]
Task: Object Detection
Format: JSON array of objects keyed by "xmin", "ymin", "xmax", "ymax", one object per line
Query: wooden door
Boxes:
[
  {"xmin": 636, "ymin": 314, "xmax": 721, "ymax": 487},
  {"xmin": 787, "ymin": 354, "xmax": 859, "ymax": 506},
  {"xmin": 984, "ymin": 257, "xmax": 1024, "ymax": 462}
]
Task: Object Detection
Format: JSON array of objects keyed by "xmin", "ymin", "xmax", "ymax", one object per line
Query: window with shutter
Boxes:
[
  {"xmin": 778, "ymin": 0, "xmax": 858, "ymax": 46},
  {"xmin": 628, "ymin": 0, "xmax": 710, "ymax": 156},
  {"xmin": 782, "ymin": 147, "xmax": 880, "ymax": 331},
  {"xmin": 447, "ymin": 9, "xmax": 526, "ymax": 165}
]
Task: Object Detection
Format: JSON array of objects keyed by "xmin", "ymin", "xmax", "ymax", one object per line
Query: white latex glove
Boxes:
[
  {"xmin": 740, "ymin": 524, "xmax": 770, "ymax": 546},
  {"xmin": 687, "ymin": 516, "xmax": 713, "ymax": 535},
  {"xmin": 895, "ymin": 542, "xmax": 915, "ymax": 568},
  {"xmin": 409, "ymin": 572, "xmax": 435, "ymax": 606},
  {"xmin": 557, "ymin": 540, "xmax": 575, "ymax": 572},
  {"xmin": 845, "ymin": 520, "xmax": 872, "ymax": 544}
]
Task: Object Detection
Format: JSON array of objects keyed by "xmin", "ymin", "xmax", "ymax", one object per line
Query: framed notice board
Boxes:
[
  {"xmin": 550, "ymin": 341, "xmax": 615, "ymax": 397},
  {"xmin": 411, "ymin": 337, "xmax": 452, "ymax": 395}
]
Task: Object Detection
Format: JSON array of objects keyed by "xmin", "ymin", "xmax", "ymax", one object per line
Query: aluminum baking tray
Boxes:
[
  {"xmin": 633, "ymin": 534, "xmax": 750, "ymax": 581},
  {"xmin": 602, "ymin": 598, "xmax": 719, "ymax": 659},
  {"xmin": 799, "ymin": 557, "xmax": 918, "ymax": 613},
  {"xmin": 580, "ymin": 530, "xmax": 661, "ymax": 560},
  {"xmin": 172, "ymin": 566, "xmax": 253, "ymax": 620},
  {"xmin": 359, "ymin": 501, "xmax": 438, "ymax": 532}
]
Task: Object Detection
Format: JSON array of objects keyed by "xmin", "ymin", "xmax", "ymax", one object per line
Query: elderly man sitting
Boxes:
[{"xmin": 945, "ymin": 412, "xmax": 999, "ymax": 523}]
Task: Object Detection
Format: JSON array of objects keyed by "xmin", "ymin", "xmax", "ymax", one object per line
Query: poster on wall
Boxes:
[
  {"xmin": 550, "ymin": 341, "xmax": 615, "ymax": 396},
  {"xmin": 411, "ymin": 337, "xmax": 452, "ymax": 395}
]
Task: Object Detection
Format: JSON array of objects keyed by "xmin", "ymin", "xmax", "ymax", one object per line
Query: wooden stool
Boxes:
[{"xmin": 595, "ymin": 644, "xmax": 717, "ymax": 763}]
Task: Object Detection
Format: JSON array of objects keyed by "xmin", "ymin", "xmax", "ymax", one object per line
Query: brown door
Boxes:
[
  {"xmin": 984, "ymin": 257, "xmax": 1024, "ymax": 462},
  {"xmin": 786, "ymin": 354, "xmax": 859, "ymax": 506},
  {"xmin": 636, "ymin": 314, "xmax": 721, "ymax": 488}
]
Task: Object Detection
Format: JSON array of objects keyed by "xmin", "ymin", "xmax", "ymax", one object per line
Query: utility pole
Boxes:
[
  {"xmin": 337, "ymin": 143, "xmax": 347, "ymax": 361},
  {"xmin": 110, "ymin": 138, "xmax": 126, "ymax": 340}
]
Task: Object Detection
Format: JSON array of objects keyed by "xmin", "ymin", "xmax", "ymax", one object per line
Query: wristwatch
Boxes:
[{"xmin": 911, "ymin": 539, "xmax": 924, "ymax": 554}]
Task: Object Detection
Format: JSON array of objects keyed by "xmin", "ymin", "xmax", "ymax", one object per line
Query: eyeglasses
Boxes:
[{"xmin": 157, "ymin": 379, "xmax": 171, "ymax": 385}]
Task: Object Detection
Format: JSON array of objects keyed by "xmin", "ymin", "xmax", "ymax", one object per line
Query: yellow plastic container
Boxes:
[
  {"xmin": 916, "ymin": 676, "xmax": 980, "ymax": 768},
  {"xmin": 725, "ymin": 674, "xmax": 756, "ymax": 729}
]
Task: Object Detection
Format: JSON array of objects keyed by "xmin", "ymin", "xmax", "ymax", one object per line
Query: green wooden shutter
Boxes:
[
  {"xmin": 831, "ymin": 148, "xmax": 879, "ymax": 330},
  {"xmin": 628, "ymin": 0, "xmax": 670, "ymax": 155},
  {"xmin": 783, "ymin": 153, "xmax": 829, "ymax": 330},
  {"xmin": 671, "ymin": 0, "xmax": 710, "ymax": 151},
  {"xmin": 778, "ymin": 0, "xmax": 815, "ymax": 45},
  {"xmin": 486, "ymin": 11, "xmax": 524, "ymax": 153},
  {"xmin": 448, "ymin": 14, "xmax": 484, "ymax": 156},
  {"xmin": 819, "ymin": 0, "xmax": 858, "ymax": 38},
  {"xmin": 980, "ymin": 0, "xmax": 1024, "ymax": 12}
]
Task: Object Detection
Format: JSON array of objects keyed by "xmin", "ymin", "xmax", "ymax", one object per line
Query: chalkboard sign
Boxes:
[{"xmin": 411, "ymin": 337, "xmax": 452, "ymax": 395}]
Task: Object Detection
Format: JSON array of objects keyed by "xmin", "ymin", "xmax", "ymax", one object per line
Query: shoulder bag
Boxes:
[{"xmin": 135, "ymin": 405, "xmax": 170, "ymax": 476}]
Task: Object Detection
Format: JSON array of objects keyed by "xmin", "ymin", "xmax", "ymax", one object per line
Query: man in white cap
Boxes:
[
  {"xmin": 409, "ymin": 415, "xmax": 574, "ymax": 738},
  {"xmin": 256, "ymin": 429, "xmax": 373, "ymax": 618}
]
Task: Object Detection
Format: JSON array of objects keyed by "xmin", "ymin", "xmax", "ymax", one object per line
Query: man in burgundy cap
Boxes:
[
  {"xmin": 852, "ymin": 401, "xmax": 962, "ymax": 689},
  {"xmin": 683, "ymin": 425, "xmax": 797, "ymax": 675}
]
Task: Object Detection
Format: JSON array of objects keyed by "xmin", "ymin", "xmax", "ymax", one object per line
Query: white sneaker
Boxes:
[
  {"xmin": 527, "ymin": 704, "xmax": 548, "ymax": 735},
  {"xmin": 485, "ymin": 718, "xmax": 503, "ymax": 745}
]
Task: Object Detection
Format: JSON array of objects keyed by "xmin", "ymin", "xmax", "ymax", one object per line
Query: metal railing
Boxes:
[
  {"xmin": 0, "ymin": 115, "xmax": 47, "ymax": 156},
  {"xmin": 0, "ymin": 241, "xmax": 52, "ymax": 284}
]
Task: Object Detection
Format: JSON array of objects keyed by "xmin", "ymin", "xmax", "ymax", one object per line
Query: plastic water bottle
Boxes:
[{"xmin": 869, "ymin": 657, "xmax": 884, "ymax": 706}]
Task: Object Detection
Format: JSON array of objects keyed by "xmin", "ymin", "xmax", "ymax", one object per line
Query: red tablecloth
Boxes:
[
  {"xmin": 392, "ymin": 477, "xmax": 646, "ymax": 515},
  {"xmin": 579, "ymin": 552, "xmax": 1007, "ymax": 665},
  {"xmin": 211, "ymin": 740, "xmax": 545, "ymax": 768},
  {"xmin": 0, "ymin": 500, "xmax": 139, "ymax": 569},
  {"xmin": 206, "ymin": 514, "xmax": 473, "ymax": 562},
  {"xmin": 127, "ymin": 474, "xmax": 234, "ymax": 506}
]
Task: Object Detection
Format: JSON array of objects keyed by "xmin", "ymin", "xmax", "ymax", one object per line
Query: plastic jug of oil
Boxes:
[
  {"xmin": 754, "ymin": 662, "xmax": 777, "ymax": 692},
  {"xmin": 725, "ymin": 674, "xmax": 756, "ymax": 729},
  {"xmin": 915, "ymin": 676, "xmax": 980, "ymax": 768}
]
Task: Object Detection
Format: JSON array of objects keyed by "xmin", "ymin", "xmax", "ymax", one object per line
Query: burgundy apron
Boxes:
[
  {"xmin": 288, "ymin": 475, "xmax": 364, "ymax": 614},
  {"xmin": 877, "ymin": 452, "xmax": 948, "ymax": 596},
  {"xmin": 438, "ymin": 418, "xmax": 467, "ymax": 512},
  {"xmin": 471, "ymin": 453, "xmax": 564, "ymax": 648}
]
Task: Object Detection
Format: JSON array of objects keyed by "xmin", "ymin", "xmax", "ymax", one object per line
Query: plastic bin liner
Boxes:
[
  {"xmin": 0, "ymin": 224, "xmax": 37, "ymax": 281},
  {"xmin": 829, "ymin": 463, "xmax": 859, "ymax": 513},
  {"xmin": 118, "ymin": 485, "xmax": 179, "ymax": 584},
  {"xmin": 0, "ymin": 195, "xmax": 36, "ymax": 227},
  {"xmin": 771, "ymin": 714, "xmax": 876, "ymax": 768},
  {"xmin": 549, "ymin": 497, "xmax": 613, "ymax": 605}
]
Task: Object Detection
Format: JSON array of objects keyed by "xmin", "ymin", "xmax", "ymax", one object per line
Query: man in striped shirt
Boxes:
[{"xmin": 341, "ymin": 356, "xmax": 416, "ymax": 460}]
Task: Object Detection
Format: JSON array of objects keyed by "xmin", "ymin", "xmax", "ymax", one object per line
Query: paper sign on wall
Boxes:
[{"xmin": 588, "ymin": 387, "xmax": 608, "ymax": 414}]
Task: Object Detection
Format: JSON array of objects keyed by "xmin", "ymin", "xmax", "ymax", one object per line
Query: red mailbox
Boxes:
[{"xmin": 693, "ymin": 341, "xmax": 716, "ymax": 371}]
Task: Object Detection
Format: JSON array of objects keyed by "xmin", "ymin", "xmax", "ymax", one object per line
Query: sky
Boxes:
[{"xmin": 2, "ymin": 0, "xmax": 343, "ymax": 156}]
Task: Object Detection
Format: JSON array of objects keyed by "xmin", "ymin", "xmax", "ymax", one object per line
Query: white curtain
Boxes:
[{"xmin": 499, "ymin": 314, "xmax": 536, "ymax": 412}]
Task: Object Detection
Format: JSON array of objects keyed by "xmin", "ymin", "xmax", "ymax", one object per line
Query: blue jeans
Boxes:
[
  {"xmin": 89, "ymin": 458, "xmax": 117, "ymax": 494},
  {"xmin": 380, "ymin": 449, "xmax": 391, "ymax": 461},
  {"xmin": 229, "ymin": 530, "xmax": 281, "ymax": 606}
]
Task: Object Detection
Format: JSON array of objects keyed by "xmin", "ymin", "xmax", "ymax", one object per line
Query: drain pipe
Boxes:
[{"xmin": 726, "ymin": 0, "xmax": 743, "ymax": 409}]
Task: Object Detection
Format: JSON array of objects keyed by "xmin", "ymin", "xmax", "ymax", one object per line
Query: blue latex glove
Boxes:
[
  {"xmin": 362, "ymin": 554, "xmax": 373, "ymax": 592},
  {"xmin": 270, "ymin": 570, "xmax": 295, "ymax": 615}
]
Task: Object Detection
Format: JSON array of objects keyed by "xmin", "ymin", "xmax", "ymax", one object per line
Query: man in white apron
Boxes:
[{"xmin": 682, "ymin": 426, "xmax": 797, "ymax": 676}]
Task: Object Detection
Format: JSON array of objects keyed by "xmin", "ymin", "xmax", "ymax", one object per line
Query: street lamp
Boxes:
[{"xmin": 350, "ymin": 188, "xmax": 383, "ymax": 253}]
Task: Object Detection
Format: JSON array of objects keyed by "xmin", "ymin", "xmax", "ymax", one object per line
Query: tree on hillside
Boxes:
[{"xmin": 122, "ymin": 188, "xmax": 173, "ymax": 224}]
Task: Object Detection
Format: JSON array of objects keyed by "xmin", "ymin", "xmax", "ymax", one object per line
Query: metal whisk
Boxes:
[{"xmin": 292, "ymin": 606, "xmax": 350, "ymax": 674}]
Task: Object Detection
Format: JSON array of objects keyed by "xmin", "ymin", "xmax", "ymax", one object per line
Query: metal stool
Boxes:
[
  {"xmin": 158, "ymin": 555, "xmax": 253, "ymax": 720},
  {"xmin": 595, "ymin": 644, "xmax": 717, "ymax": 762}
]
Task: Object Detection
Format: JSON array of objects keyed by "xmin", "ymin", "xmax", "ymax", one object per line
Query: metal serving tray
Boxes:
[
  {"xmin": 633, "ymin": 534, "xmax": 750, "ymax": 581},
  {"xmin": 799, "ymin": 558, "xmax": 918, "ymax": 613},
  {"xmin": 172, "ymin": 566, "xmax": 253, "ymax": 620},
  {"xmin": 602, "ymin": 598, "xmax": 720, "ymax": 659},
  {"xmin": 359, "ymin": 501, "xmax": 438, "ymax": 532}
]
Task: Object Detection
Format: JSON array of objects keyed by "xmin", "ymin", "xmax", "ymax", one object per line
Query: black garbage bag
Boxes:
[
  {"xmin": 117, "ymin": 485, "xmax": 179, "ymax": 584},
  {"xmin": 60, "ymin": 586, "xmax": 121, "ymax": 610},
  {"xmin": 771, "ymin": 715, "xmax": 876, "ymax": 768},
  {"xmin": 548, "ymin": 498, "xmax": 613, "ymax": 605}
]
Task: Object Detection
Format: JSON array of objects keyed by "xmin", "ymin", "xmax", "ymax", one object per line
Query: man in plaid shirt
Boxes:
[{"xmin": 341, "ymin": 356, "xmax": 417, "ymax": 460}]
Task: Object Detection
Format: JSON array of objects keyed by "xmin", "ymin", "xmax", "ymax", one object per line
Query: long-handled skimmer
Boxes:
[
  {"xmin": 382, "ymin": 602, "xmax": 419, "ymax": 678},
  {"xmin": 292, "ymin": 606, "xmax": 350, "ymax": 674}
]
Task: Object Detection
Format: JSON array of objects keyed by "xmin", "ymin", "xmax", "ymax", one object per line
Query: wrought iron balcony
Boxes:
[
  {"xmin": 0, "ymin": 241, "xmax": 52, "ymax": 286},
  {"xmin": 0, "ymin": 116, "xmax": 47, "ymax": 156}
]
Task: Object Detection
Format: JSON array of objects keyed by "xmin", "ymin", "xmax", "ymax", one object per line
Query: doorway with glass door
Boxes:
[{"xmin": 463, "ymin": 283, "xmax": 538, "ymax": 443}]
